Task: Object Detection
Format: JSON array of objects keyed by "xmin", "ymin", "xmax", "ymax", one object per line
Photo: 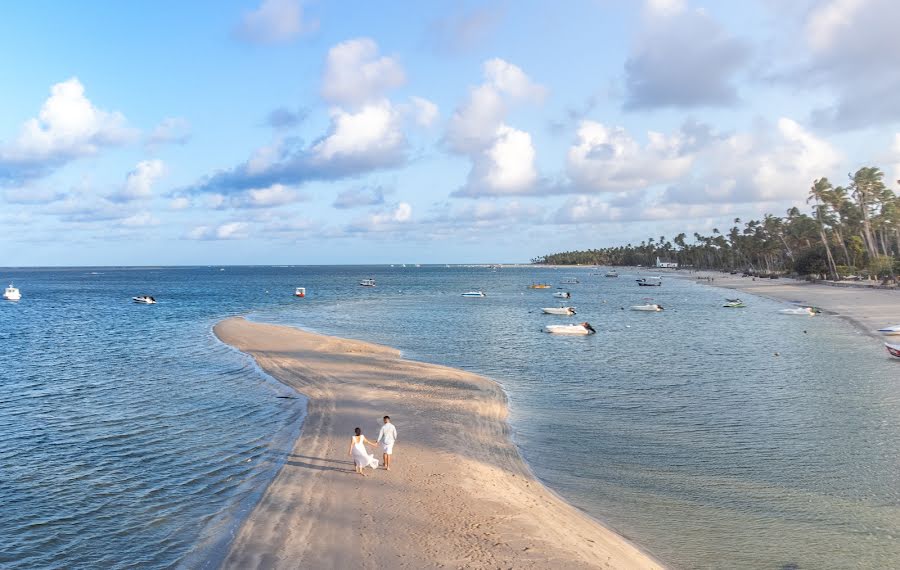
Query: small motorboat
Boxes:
[
  {"xmin": 561, "ymin": 278, "xmax": 580, "ymax": 284},
  {"xmin": 877, "ymin": 325, "xmax": 900, "ymax": 336},
  {"xmin": 3, "ymin": 284, "xmax": 21, "ymax": 301},
  {"xmin": 886, "ymin": 343, "xmax": 900, "ymax": 359},
  {"xmin": 631, "ymin": 304, "xmax": 663, "ymax": 312},
  {"xmin": 133, "ymin": 295, "xmax": 157, "ymax": 304},
  {"xmin": 294, "ymin": 287, "xmax": 306, "ymax": 298},
  {"xmin": 605, "ymin": 270, "xmax": 619, "ymax": 278},
  {"xmin": 723, "ymin": 300, "xmax": 745, "ymax": 308},
  {"xmin": 552, "ymin": 291, "xmax": 571, "ymax": 299},
  {"xmin": 359, "ymin": 278, "xmax": 376, "ymax": 287},
  {"xmin": 542, "ymin": 307, "xmax": 576, "ymax": 315},
  {"xmin": 528, "ymin": 283, "xmax": 552, "ymax": 289},
  {"xmin": 545, "ymin": 322, "xmax": 596, "ymax": 335},
  {"xmin": 778, "ymin": 307, "xmax": 815, "ymax": 316},
  {"xmin": 636, "ymin": 277, "xmax": 662, "ymax": 287},
  {"xmin": 461, "ymin": 291, "xmax": 486, "ymax": 298}
]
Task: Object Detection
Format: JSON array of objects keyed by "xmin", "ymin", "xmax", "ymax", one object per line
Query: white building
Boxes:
[{"xmin": 656, "ymin": 257, "xmax": 678, "ymax": 269}]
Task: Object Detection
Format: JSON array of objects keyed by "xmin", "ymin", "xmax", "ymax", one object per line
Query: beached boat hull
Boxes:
[
  {"xmin": 885, "ymin": 343, "xmax": 900, "ymax": 359},
  {"xmin": 877, "ymin": 325, "xmax": 900, "ymax": 336}
]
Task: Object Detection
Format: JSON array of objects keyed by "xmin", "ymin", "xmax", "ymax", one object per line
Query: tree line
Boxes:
[{"xmin": 533, "ymin": 166, "xmax": 900, "ymax": 280}]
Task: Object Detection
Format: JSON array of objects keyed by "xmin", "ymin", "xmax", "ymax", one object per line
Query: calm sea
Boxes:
[{"xmin": 1, "ymin": 266, "xmax": 898, "ymax": 569}]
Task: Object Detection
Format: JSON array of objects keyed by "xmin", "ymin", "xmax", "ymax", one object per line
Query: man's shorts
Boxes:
[{"xmin": 381, "ymin": 442, "xmax": 394, "ymax": 455}]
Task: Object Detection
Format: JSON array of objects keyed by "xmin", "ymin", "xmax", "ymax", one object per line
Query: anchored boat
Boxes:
[
  {"xmin": 542, "ymin": 307, "xmax": 576, "ymax": 315},
  {"xmin": 461, "ymin": 291, "xmax": 486, "ymax": 298},
  {"xmin": 528, "ymin": 283, "xmax": 552, "ymax": 289},
  {"xmin": 359, "ymin": 278, "xmax": 376, "ymax": 287},
  {"xmin": 294, "ymin": 287, "xmax": 306, "ymax": 298},
  {"xmin": 877, "ymin": 325, "xmax": 900, "ymax": 336},
  {"xmin": 545, "ymin": 322, "xmax": 596, "ymax": 335},
  {"xmin": 778, "ymin": 307, "xmax": 816, "ymax": 316},
  {"xmin": 552, "ymin": 291, "xmax": 571, "ymax": 299},
  {"xmin": 3, "ymin": 284, "xmax": 21, "ymax": 301},
  {"xmin": 133, "ymin": 296, "xmax": 156, "ymax": 304},
  {"xmin": 631, "ymin": 304, "xmax": 663, "ymax": 312}
]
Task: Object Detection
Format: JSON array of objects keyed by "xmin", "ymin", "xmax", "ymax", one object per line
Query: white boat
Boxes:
[
  {"xmin": 886, "ymin": 343, "xmax": 900, "ymax": 359},
  {"xmin": 461, "ymin": 291, "xmax": 486, "ymax": 297},
  {"xmin": 552, "ymin": 291, "xmax": 571, "ymax": 299},
  {"xmin": 636, "ymin": 277, "xmax": 662, "ymax": 287},
  {"xmin": 723, "ymin": 300, "xmax": 746, "ymax": 308},
  {"xmin": 877, "ymin": 325, "xmax": 900, "ymax": 336},
  {"xmin": 605, "ymin": 270, "xmax": 619, "ymax": 278},
  {"xmin": 294, "ymin": 287, "xmax": 306, "ymax": 298},
  {"xmin": 359, "ymin": 278, "xmax": 376, "ymax": 287},
  {"xmin": 133, "ymin": 295, "xmax": 157, "ymax": 304},
  {"xmin": 778, "ymin": 307, "xmax": 815, "ymax": 316},
  {"xmin": 631, "ymin": 304, "xmax": 663, "ymax": 312},
  {"xmin": 545, "ymin": 322, "xmax": 596, "ymax": 335},
  {"xmin": 561, "ymin": 278, "xmax": 580, "ymax": 284},
  {"xmin": 3, "ymin": 284, "xmax": 21, "ymax": 300},
  {"xmin": 542, "ymin": 307, "xmax": 576, "ymax": 315}
]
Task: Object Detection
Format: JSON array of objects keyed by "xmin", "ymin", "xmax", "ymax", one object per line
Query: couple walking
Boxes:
[{"xmin": 349, "ymin": 416, "xmax": 397, "ymax": 476}]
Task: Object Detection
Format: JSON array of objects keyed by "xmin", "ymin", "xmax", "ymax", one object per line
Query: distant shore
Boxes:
[
  {"xmin": 213, "ymin": 317, "xmax": 662, "ymax": 569},
  {"xmin": 666, "ymin": 270, "xmax": 900, "ymax": 339}
]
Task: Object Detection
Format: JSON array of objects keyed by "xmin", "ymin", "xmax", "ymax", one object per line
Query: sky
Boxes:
[{"xmin": 2, "ymin": 0, "xmax": 900, "ymax": 265}]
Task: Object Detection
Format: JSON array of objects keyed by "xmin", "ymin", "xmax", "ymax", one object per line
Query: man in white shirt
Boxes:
[{"xmin": 376, "ymin": 415, "xmax": 397, "ymax": 470}]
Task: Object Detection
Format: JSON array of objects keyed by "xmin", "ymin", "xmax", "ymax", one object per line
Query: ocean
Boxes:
[{"xmin": 1, "ymin": 266, "xmax": 897, "ymax": 569}]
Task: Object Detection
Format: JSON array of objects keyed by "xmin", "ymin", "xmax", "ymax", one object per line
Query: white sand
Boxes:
[{"xmin": 214, "ymin": 317, "xmax": 663, "ymax": 569}]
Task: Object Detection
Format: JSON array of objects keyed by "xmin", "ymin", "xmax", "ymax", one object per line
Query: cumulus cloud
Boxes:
[
  {"xmin": 623, "ymin": 0, "xmax": 750, "ymax": 110},
  {"xmin": 234, "ymin": 0, "xmax": 316, "ymax": 44},
  {"xmin": 347, "ymin": 202, "xmax": 412, "ymax": 233},
  {"xmin": 552, "ymin": 194, "xmax": 740, "ymax": 225},
  {"xmin": 0, "ymin": 78, "xmax": 135, "ymax": 183},
  {"xmin": 115, "ymin": 159, "xmax": 166, "ymax": 201},
  {"xmin": 405, "ymin": 96, "xmax": 439, "ymax": 127},
  {"xmin": 789, "ymin": 0, "xmax": 900, "ymax": 129},
  {"xmin": 333, "ymin": 185, "xmax": 387, "ymax": 209},
  {"xmin": 147, "ymin": 117, "xmax": 191, "ymax": 147},
  {"xmin": 447, "ymin": 59, "xmax": 545, "ymax": 197},
  {"xmin": 566, "ymin": 121, "xmax": 694, "ymax": 192},
  {"xmin": 320, "ymin": 38, "xmax": 405, "ymax": 106},
  {"xmin": 184, "ymin": 39, "xmax": 427, "ymax": 197},
  {"xmin": 186, "ymin": 221, "xmax": 250, "ymax": 240}
]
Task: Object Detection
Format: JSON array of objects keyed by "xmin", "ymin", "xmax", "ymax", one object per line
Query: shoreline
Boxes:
[
  {"xmin": 213, "ymin": 317, "xmax": 663, "ymax": 569},
  {"xmin": 663, "ymin": 270, "xmax": 900, "ymax": 341}
]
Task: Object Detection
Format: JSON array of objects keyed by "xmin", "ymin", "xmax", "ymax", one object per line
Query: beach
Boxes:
[
  {"xmin": 678, "ymin": 271, "xmax": 900, "ymax": 338},
  {"xmin": 213, "ymin": 317, "xmax": 662, "ymax": 569}
]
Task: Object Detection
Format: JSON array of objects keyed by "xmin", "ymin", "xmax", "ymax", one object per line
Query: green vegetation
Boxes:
[{"xmin": 534, "ymin": 167, "xmax": 900, "ymax": 280}]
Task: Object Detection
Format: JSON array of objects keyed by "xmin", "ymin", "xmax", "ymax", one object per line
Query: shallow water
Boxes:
[{"xmin": 1, "ymin": 266, "xmax": 898, "ymax": 569}]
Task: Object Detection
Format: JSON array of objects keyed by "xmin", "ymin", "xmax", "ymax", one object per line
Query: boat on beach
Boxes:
[
  {"xmin": 542, "ymin": 307, "xmax": 576, "ymax": 315},
  {"xmin": 778, "ymin": 307, "xmax": 816, "ymax": 316},
  {"xmin": 886, "ymin": 343, "xmax": 900, "ymax": 359},
  {"xmin": 545, "ymin": 322, "xmax": 596, "ymax": 335},
  {"xmin": 133, "ymin": 295, "xmax": 156, "ymax": 304},
  {"xmin": 528, "ymin": 283, "xmax": 552, "ymax": 289},
  {"xmin": 294, "ymin": 287, "xmax": 306, "ymax": 298},
  {"xmin": 359, "ymin": 278, "xmax": 376, "ymax": 287},
  {"xmin": 877, "ymin": 325, "xmax": 900, "ymax": 336},
  {"xmin": 461, "ymin": 291, "xmax": 486, "ymax": 298},
  {"xmin": 3, "ymin": 284, "xmax": 21, "ymax": 301},
  {"xmin": 631, "ymin": 304, "xmax": 663, "ymax": 312},
  {"xmin": 552, "ymin": 291, "xmax": 571, "ymax": 299}
]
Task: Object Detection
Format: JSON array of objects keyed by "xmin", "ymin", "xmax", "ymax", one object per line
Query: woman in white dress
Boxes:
[{"xmin": 348, "ymin": 427, "xmax": 379, "ymax": 475}]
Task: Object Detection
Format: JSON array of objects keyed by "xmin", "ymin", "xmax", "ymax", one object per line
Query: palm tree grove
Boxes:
[{"xmin": 534, "ymin": 167, "xmax": 900, "ymax": 281}]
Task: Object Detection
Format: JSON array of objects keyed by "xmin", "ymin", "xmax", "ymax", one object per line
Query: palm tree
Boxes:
[
  {"xmin": 808, "ymin": 178, "xmax": 839, "ymax": 279},
  {"xmin": 849, "ymin": 167, "xmax": 886, "ymax": 260}
]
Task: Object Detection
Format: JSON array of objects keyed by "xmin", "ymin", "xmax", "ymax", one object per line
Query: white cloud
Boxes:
[
  {"xmin": 806, "ymin": 0, "xmax": 866, "ymax": 53},
  {"xmin": 119, "ymin": 211, "xmax": 159, "ymax": 227},
  {"xmin": 348, "ymin": 202, "xmax": 413, "ymax": 233},
  {"xmin": 234, "ymin": 0, "xmax": 315, "ymax": 44},
  {"xmin": 119, "ymin": 159, "xmax": 166, "ymax": 201},
  {"xmin": 147, "ymin": 117, "xmax": 191, "ymax": 146},
  {"xmin": 312, "ymin": 101, "xmax": 404, "ymax": 163},
  {"xmin": 169, "ymin": 197, "xmax": 191, "ymax": 210},
  {"xmin": 407, "ymin": 96, "xmax": 439, "ymax": 127},
  {"xmin": 447, "ymin": 59, "xmax": 545, "ymax": 197},
  {"xmin": 234, "ymin": 183, "xmax": 303, "ymax": 208},
  {"xmin": 566, "ymin": 121, "xmax": 693, "ymax": 192},
  {"xmin": 320, "ymin": 38, "xmax": 405, "ymax": 106},
  {"xmin": 186, "ymin": 222, "xmax": 250, "ymax": 240},
  {"xmin": 553, "ymin": 194, "xmax": 740, "ymax": 225},
  {"xmin": 0, "ymin": 78, "xmax": 135, "ymax": 182}
]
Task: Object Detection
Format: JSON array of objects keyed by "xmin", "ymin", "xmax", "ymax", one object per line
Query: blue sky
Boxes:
[{"xmin": 2, "ymin": 0, "xmax": 899, "ymax": 265}]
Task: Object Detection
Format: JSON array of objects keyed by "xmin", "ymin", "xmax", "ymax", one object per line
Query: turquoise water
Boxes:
[{"xmin": 1, "ymin": 266, "xmax": 898, "ymax": 569}]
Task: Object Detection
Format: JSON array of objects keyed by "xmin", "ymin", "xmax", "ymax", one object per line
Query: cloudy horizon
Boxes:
[{"xmin": 2, "ymin": 0, "xmax": 899, "ymax": 265}]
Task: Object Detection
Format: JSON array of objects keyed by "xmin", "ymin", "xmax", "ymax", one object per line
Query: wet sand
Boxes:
[{"xmin": 214, "ymin": 317, "xmax": 662, "ymax": 569}]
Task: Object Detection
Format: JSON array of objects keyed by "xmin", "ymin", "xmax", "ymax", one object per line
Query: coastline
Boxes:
[
  {"xmin": 213, "ymin": 317, "xmax": 663, "ymax": 569},
  {"xmin": 666, "ymin": 270, "xmax": 900, "ymax": 340}
]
